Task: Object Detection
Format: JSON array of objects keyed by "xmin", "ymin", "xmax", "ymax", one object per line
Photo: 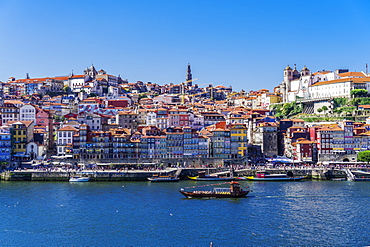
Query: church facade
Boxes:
[{"xmin": 277, "ymin": 65, "xmax": 370, "ymax": 104}]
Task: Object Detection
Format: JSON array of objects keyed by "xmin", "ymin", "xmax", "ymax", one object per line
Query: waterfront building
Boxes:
[
  {"xmin": 140, "ymin": 135, "xmax": 166, "ymax": 159},
  {"xmin": 183, "ymin": 127, "xmax": 199, "ymax": 158},
  {"xmin": 230, "ymin": 123, "xmax": 248, "ymax": 158},
  {"xmin": 339, "ymin": 120, "xmax": 354, "ymax": 154},
  {"xmin": 26, "ymin": 141, "xmax": 45, "ymax": 160},
  {"xmin": 9, "ymin": 121, "xmax": 34, "ymax": 162},
  {"xmin": 254, "ymin": 122, "xmax": 278, "ymax": 158},
  {"xmin": 89, "ymin": 131, "xmax": 112, "ymax": 160},
  {"xmin": 139, "ymin": 126, "xmax": 166, "ymax": 159},
  {"xmin": 165, "ymin": 127, "xmax": 184, "ymax": 158},
  {"xmin": 56, "ymin": 125, "xmax": 78, "ymax": 156},
  {"xmin": 0, "ymin": 126, "xmax": 11, "ymax": 167},
  {"xmin": 294, "ymin": 139, "xmax": 318, "ymax": 163},
  {"xmin": 111, "ymin": 130, "xmax": 138, "ymax": 159},
  {"xmin": 198, "ymin": 135, "xmax": 210, "ymax": 158},
  {"xmin": 209, "ymin": 124, "xmax": 231, "ymax": 159}
]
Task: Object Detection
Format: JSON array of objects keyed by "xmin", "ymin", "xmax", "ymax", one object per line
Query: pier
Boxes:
[{"xmin": 1, "ymin": 166, "xmax": 369, "ymax": 181}]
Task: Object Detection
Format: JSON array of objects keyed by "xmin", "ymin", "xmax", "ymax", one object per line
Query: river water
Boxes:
[{"xmin": 0, "ymin": 180, "xmax": 369, "ymax": 246}]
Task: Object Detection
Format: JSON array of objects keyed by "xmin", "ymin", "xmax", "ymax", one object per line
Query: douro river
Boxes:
[{"xmin": 0, "ymin": 180, "xmax": 369, "ymax": 246}]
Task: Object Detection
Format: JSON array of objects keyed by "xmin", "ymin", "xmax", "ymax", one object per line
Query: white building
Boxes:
[
  {"xmin": 56, "ymin": 126, "xmax": 77, "ymax": 156},
  {"xmin": 69, "ymin": 75, "xmax": 85, "ymax": 92},
  {"xmin": 146, "ymin": 111, "xmax": 157, "ymax": 126},
  {"xmin": 19, "ymin": 104, "xmax": 36, "ymax": 125}
]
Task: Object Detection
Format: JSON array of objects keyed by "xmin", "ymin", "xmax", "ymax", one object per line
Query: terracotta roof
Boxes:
[
  {"xmin": 312, "ymin": 71, "xmax": 332, "ymax": 75},
  {"xmin": 58, "ymin": 126, "xmax": 78, "ymax": 131},
  {"xmin": 310, "ymin": 77, "xmax": 370, "ymax": 87},
  {"xmin": 338, "ymin": 72, "xmax": 366, "ymax": 78}
]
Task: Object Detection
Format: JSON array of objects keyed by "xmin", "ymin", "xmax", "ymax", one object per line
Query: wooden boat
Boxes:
[
  {"xmin": 188, "ymin": 171, "xmax": 234, "ymax": 181},
  {"xmin": 246, "ymin": 171, "xmax": 305, "ymax": 181},
  {"xmin": 180, "ymin": 181, "xmax": 250, "ymax": 198},
  {"xmin": 147, "ymin": 175, "xmax": 179, "ymax": 182},
  {"xmin": 69, "ymin": 176, "xmax": 90, "ymax": 182}
]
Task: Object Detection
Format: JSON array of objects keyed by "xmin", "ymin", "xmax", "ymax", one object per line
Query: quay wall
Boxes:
[{"xmin": 0, "ymin": 168, "xmax": 355, "ymax": 181}]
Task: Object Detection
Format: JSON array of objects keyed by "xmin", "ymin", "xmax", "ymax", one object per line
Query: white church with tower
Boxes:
[{"xmin": 277, "ymin": 64, "xmax": 370, "ymax": 104}]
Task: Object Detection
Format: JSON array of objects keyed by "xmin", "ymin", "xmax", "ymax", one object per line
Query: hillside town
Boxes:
[{"xmin": 2, "ymin": 64, "xmax": 370, "ymax": 169}]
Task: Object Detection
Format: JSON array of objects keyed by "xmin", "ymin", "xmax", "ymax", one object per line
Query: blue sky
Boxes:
[{"xmin": 1, "ymin": 0, "xmax": 370, "ymax": 91}]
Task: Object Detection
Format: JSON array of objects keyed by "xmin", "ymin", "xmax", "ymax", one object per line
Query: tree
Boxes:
[
  {"xmin": 322, "ymin": 105, "xmax": 329, "ymax": 115},
  {"xmin": 63, "ymin": 86, "xmax": 71, "ymax": 94},
  {"xmin": 357, "ymin": 151, "xmax": 370, "ymax": 164},
  {"xmin": 350, "ymin": 89, "xmax": 368, "ymax": 97},
  {"xmin": 333, "ymin": 97, "xmax": 348, "ymax": 108},
  {"xmin": 317, "ymin": 108, "xmax": 323, "ymax": 113}
]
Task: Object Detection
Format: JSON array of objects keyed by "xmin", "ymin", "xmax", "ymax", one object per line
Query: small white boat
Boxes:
[
  {"xmin": 147, "ymin": 175, "xmax": 179, "ymax": 182},
  {"xmin": 69, "ymin": 176, "xmax": 90, "ymax": 182}
]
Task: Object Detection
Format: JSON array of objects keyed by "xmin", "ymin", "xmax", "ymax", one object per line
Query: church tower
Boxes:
[
  {"xmin": 186, "ymin": 63, "xmax": 192, "ymax": 86},
  {"xmin": 282, "ymin": 65, "xmax": 293, "ymax": 103},
  {"xmin": 300, "ymin": 65, "xmax": 310, "ymax": 77}
]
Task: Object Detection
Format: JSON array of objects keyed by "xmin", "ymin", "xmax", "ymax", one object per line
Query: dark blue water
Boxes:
[{"xmin": 0, "ymin": 180, "xmax": 369, "ymax": 246}]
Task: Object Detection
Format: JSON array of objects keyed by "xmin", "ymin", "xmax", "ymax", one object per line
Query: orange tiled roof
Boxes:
[
  {"xmin": 310, "ymin": 77, "xmax": 370, "ymax": 87},
  {"xmin": 338, "ymin": 72, "xmax": 366, "ymax": 78}
]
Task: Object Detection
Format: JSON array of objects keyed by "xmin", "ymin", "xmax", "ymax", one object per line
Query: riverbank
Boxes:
[{"xmin": 1, "ymin": 166, "xmax": 366, "ymax": 181}]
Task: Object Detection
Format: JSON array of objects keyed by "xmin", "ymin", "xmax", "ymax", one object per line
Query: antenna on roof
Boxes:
[{"xmin": 366, "ymin": 63, "xmax": 368, "ymax": 74}]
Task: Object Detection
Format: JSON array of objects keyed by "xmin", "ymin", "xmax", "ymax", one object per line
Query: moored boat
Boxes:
[
  {"xmin": 69, "ymin": 176, "xmax": 90, "ymax": 182},
  {"xmin": 180, "ymin": 181, "xmax": 250, "ymax": 198},
  {"xmin": 351, "ymin": 170, "xmax": 370, "ymax": 181},
  {"xmin": 148, "ymin": 175, "xmax": 180, "ymax": 182},
  {"xmin": 188, "ymin": 171, "xmax": 234, "ymax": 181},
  {"xmin": 246, "ymin": 171, "xmax": 305, "ymax": 181}
]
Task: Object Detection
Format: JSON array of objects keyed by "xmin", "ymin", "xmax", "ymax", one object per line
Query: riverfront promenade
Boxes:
[{"xmin": 2, "ymin": 164, "xmax": 369, "ymax": 181}]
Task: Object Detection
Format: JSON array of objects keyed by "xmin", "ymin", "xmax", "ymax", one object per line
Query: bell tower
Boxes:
[{"xmin": 186, "ymin": 63, "xmax": 192, "ymax": 86}]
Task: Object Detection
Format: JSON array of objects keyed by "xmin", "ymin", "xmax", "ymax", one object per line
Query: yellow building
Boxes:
[
  {"xmin": 230, "ymin": 123, "xmax": 248, "ymax": 158},
  {"xmin": 9, "ymin": 121, "xmax": 34, "ymax": 160}
]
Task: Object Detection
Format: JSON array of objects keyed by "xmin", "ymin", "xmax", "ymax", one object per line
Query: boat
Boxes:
[
  {"xmin": 147, "ymin": 175, "xmax": 180, "ymax": 182},
  {"xmin": 351, "ymin": 170, "xmax": 370, "ymax": 181},
  {"xmin": 69, "ymin": 176, "xmax": 90, "ymax": 182},
  {"xmin": 180, "ymin": 181, "xmax": 250, "ymax": 198},
  {"xmin": 331, "ymin": 178, "xmax": 347, "ymax": 181},
  {"xmin": 188, "ymin": 171, "xmax": 234, "ymax": 181},
  {"xmin": 246, "ymin": 171, "xmax": 305, "ymax": 181}
]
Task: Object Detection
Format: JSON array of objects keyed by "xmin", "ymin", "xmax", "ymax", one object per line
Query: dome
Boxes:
[{"xmin": 285, "ymin": 65, "xmax": 292, "ymax": 70}]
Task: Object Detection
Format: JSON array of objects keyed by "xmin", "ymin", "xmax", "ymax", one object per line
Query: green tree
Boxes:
[
  {"xmin": 317, "ymin": 108, "xmax": 323, "ymax": 113},
  {"xmin": 351, "ymin": 89, "xmax": 368, "ymax": 97},
  {"xmin": 63, "ymin": 86, "xmax": 71, "ymax": 94},
  {"xmin": 358, "ymin": 151, "xmax": 370, "ymax": 163},
  {"xmin": 333, "ymin": 97, "xmax": 348, "ymax": 108}
]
